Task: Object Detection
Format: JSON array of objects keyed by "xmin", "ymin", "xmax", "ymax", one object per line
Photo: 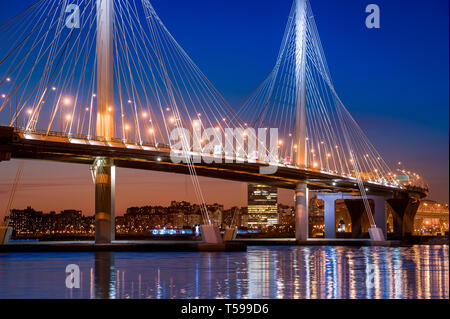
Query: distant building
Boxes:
[
  {"xmin": 414, "ymin": 200, "xmax": 449, "ymax": 236},
  {"xmin": 8, "ymin": 207, "xmax": 87, "ymax": 236},
  {"xmin": 121, "ymin": 201, "xmax": 218, "ymax": 231},
  {"xmin": 222, "ymin": 207, "xmax": 248, "ymax": 228},
  {"xmin": 278, "ymin": 204, "xmax": 295, "ymax": 233},
  {"xmin": 309, "ymin": 197, "xmax": 324, "ymax": 237},
  {"xmin": 247, "ymin": 184, "xmax": 278, "ymax": 228},
  {"xmin": 8, "ymin": 207, "xmax": 44, "ymax": 234}
]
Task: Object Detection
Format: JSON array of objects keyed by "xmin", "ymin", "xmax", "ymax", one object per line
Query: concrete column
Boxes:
[
  {"xmin": 373, "ymin": 197, "xmax": 387, "ymax": 239},
  {"xmin": 295, "ymin": 182, "xmax": 309, "ymax": 241},
  {"xmin": 324, "ymin": 197, "xmax": 336, "ymax": 239},
  {"xmin": 94, "ymin": 157, "xmax": 115, "ymax": 244}
]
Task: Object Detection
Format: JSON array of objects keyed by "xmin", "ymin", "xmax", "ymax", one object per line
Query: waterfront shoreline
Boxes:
[{"xmin": 1, "ymin": 236, "xmax": 448, "ymax": 253}]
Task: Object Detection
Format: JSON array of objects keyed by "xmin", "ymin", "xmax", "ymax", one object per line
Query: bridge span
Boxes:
[{"xmin": 0, "ymin": 126, "xmax": 427, "ymax": 197}]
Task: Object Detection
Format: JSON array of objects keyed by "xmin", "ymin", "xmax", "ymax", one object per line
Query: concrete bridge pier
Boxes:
[
  {"xmin": 316, "ymin": 193, "xmax": 338, "ymax": 239},
  {"xmin": 93, "ymin": 157, "xmax": 115, "ymax": 244},
  {"xmin": 387, "ymin": 197, "xmax": 420, "ymax": 238},
  {"xmin": 316, "ymin": 193, "xmax": 388, "ymax": 239},
  {"xmin": 373, "ymin": 196, "xmax": 388, "ymax": 239},
  {"xmin": 344, "ymin": 199, "xmax": 374, "ymax": 238},
  {"xmin": 295, "ymin": 182, "xmax": 309, "ymax": 241}
]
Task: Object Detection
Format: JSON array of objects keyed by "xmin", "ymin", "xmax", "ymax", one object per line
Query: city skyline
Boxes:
[{"xmin": 7, "ymin": 198, "xmax": 448, "ymax": 238}]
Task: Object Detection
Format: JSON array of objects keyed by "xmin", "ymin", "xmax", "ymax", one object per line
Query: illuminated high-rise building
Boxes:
[{"xmin": 247, "ymin": 184, "xmax": 278, "ymax": 228}]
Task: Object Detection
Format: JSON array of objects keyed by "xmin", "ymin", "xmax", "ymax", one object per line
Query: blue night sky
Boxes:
[{"xmin": 0, "ymin": 0, "xmax": 448, "ymax": 216}]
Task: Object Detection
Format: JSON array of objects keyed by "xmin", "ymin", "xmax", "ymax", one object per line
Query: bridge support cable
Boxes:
[
  {"xmin": 1, "ymin": 0, "xmax": 276, "ymax": 166},
  {"xmin": 235, "ymin": 0, "xmax": 400, "ymax": 240},
  {"xmin": 3, "ymin": 160, "xmax": 25, "ymax": 220},
  {"xmin": 236, "ymin": 0, "xmax": 398, "ymax": 189}
]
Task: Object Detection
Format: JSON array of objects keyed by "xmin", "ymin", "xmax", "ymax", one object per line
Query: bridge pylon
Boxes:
[
  {"xmin": 96, "ymin": 0, "xmax": 114, "ymax": 140},
  {"xmin": 95, "ymin": 0, "xmax": 115, "ymax": 244},
  {"xmin": 294, "ymin": 0, "xmax": 309, "ymax": 241},
  {"xmin": 294, "ymin": 0, "xmax": 307, "ymax": 168}
]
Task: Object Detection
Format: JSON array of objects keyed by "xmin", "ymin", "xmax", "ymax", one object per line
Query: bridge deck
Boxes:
[{"xmin": 0, "ymin": 126, "xmax": 427, "ymax": 197}]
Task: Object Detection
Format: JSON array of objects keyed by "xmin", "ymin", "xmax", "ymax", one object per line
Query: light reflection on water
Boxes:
[{"xmin": 0, "ymin": 245, "xmax": 448, "ymax": 299}]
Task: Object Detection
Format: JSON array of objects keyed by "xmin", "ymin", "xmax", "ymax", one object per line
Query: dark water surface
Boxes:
[{"xmin": 0, "ymin": 245, "xmax": 448, "ymax": 299}]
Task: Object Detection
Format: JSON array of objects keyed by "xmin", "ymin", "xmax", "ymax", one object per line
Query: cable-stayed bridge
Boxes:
[{"xmin": 0, "ymin": 0, "xmax": 428, "ymax": 244}]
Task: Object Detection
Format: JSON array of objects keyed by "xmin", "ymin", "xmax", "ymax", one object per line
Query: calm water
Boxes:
[{"xmin": 0, "ymin": 245, "xmax": 448, "ymax": 299}]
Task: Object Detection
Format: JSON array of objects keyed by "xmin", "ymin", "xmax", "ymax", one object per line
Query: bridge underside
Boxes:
[{"xmin": 0, "ymin": 127, "xmax": 426, "ymax": 198}]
